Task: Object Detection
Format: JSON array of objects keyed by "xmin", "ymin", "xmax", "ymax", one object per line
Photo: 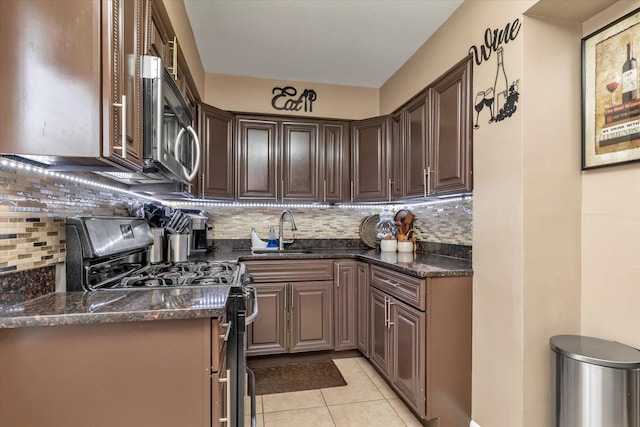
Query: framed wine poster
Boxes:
[{"xmin": 582, "ymin": 8, "xmax": 640, "ymax": 169}]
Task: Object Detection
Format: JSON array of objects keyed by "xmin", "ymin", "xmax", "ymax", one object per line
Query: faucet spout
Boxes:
[{"xmin": 278, "ymin": 210, "xmax": 297, "ymax": 250}]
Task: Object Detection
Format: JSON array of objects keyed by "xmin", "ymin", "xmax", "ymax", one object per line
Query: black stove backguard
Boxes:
[{"xmin": 65, "ymin": 216, "xmax": 154, "ymax": 291}]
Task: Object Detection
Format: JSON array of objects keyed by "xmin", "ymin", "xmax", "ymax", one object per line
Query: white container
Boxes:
[
  {"xmin": 397, "ymin": 241, "xmax": 414, "ymax": 253},
  {"xmin": 380, "ymin": 239, "xmax": 397, "ymax": 252}
]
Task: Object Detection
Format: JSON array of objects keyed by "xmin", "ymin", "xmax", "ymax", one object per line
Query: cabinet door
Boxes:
[
  {"xmin": 430, "ymin": 56, "xmax": 472, "ymax": 195},
  {"xmin": 351, "ymin": 116, "xmax": 390, "ymax": 202},
  {"xmin": 334, "ymin": 261, "xmax": 358, "ymax": 351},
  {"xmin": 146, "ymin": 0, "xmax": 168, "ymax": 58},
  {"xmin": 390, "ymin": 112, "xmax": 405, "ymax": 200},
  {"xmin": 281, "ymin": 121, "xmax": 319, "ymax": 201},
  {"xmin": 356, "ymin": 262, "xmax": 370, "ymax": 357},
  {"xmin": 404, "ymin": 93, "xmax": 429, "ymax": 198},
  {"xmin": 237, "ymin": 117, "xmax": 278, "ymax": 200},
  {"xmin": 322, "ymin": 122, "xmax": 349, "ymax": 202},
  {"xmin": 247, "ymin": 283, "xmax": 287, "ymax": 355},
  {"xmin": 105, "ymin": 0, "xmax": 145, "ymax": 169},
  {"xmin": 0, "ymin": 1, "xmax": 103, "ymax": 159},
  {"xmin": 369, "ymin": 287, "xmax": 392, "ymax": 377},
  {"xmin": 290, "ymin": 281, "xmax": 334, "ymax": 353},
  {"xmin": 198, "ymin": 104, "xmax": 234, "ymax": 200},
  {"xmin": 391, "ymin": 300, "xmax": 426, "ymax": 418}
]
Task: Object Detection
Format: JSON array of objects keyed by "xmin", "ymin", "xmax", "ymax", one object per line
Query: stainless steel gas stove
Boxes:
[{"xmin": 65, "ymin": 216, "xmax": 257, "ymax": 427}]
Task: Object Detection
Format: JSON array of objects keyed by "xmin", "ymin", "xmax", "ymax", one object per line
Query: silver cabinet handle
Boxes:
[
  {"xmin": 219, "ymin": 321, "xmax": 232, "ymax": 342},
  {"xmin": 387, "ymin": 299, "xmax": 395, "ymax": 329},
  {"xmin": 426, "ymin": 166, "xmax": 431, "ymax": 196},
  {"xmin": 218, "ymin": 369, "xmax": 231, "ymax": 423},
  {"xmin": 201, "ymin": 174, "xmax": 205, "ymax": 198},
  {"xmin": 112, "ymin": 95, "xmax": 127, "ymax": 158},
  {"xmin": 388, "ymin": 179, "xmax": 392, "ymax": 202},
  {"xmin": 350, "ymin": 181, "xmax": 354, "ymax": 202},
  {"xmin": 323, "ymin": 180, "xmax": 327, "ymax": 202},
  {"xmin": 168, "ymin": 36, "xmax": 178, "ymax": 80},
  {"xmin": 384, "ymin": 296, "xmax": 389, "ymax": 329},
  {"xmin": 383, "ymin": 278, "xmax": 398, "ymax": 288}
]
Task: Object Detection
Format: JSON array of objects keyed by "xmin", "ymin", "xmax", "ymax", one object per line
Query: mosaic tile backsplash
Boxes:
[{"xmin": 0, "ymin": 158, "xmax": 472, "ymax": 306}]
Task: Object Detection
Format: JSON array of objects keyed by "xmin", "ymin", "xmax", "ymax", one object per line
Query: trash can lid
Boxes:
[{"xmin": 550, "ymin": 335, "xmax": 640, "ymax": 369}]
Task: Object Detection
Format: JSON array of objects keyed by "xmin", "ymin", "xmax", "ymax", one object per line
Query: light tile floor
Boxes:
[{"xmin": 245, "ymin": 357, "xmax": 423, "ymax": 427}]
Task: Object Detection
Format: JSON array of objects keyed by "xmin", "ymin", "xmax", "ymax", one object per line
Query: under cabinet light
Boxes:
[{"xmin": 1, "ymin": 158, "xmax": 165, "ymax": 204}]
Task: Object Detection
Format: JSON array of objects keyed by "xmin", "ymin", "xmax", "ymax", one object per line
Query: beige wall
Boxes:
[
  {"xmin": 204, "ymin": 74, "xmax": 379, "ymax": 120},
  {"xmin": 581, "ymin": 0, "xmax": 640, "ymax": 357}
]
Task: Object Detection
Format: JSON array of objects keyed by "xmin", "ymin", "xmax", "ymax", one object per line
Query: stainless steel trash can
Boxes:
[{"xmin": 550, "ymin": 335, "xmax": 640, "ymax": 427}]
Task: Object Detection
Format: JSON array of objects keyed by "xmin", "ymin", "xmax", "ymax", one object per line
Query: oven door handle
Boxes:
[{"xmin": 245, "ymin": 286, "xmax": 259, "ymax": 325}]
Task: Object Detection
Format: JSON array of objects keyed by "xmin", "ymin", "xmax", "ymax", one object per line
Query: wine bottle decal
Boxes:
[
  {"xmin": 493, "ymin": 47, "xmax": 509, "ymax": 118},
  {"xmin": 622, "ymin": 41, "xmax": 638, "ymax": 103}
]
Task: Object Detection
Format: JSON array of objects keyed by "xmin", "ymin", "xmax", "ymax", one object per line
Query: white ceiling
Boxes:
[{"xmin": 183, "ymin": 0, "xmax": 463, "ymax": 88}]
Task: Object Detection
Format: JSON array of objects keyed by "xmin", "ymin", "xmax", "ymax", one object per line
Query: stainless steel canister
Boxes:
[
  {"xmin": 167, "ymin": 234, "xmax": 188, "ymax": 262},
  {"xmin": 149, "ymin": 228, "xmax": 165, "ymax": 263}
]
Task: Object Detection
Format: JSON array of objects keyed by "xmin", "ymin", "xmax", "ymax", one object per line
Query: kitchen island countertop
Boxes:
[{"xmin": 0, "ymin": 286, "xmax": 230, "ymax": 328}]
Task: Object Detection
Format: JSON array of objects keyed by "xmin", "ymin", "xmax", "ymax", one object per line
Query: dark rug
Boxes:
[{"xmin": 250, "ymin": 360, "xmax": 347, "ymax": 395}]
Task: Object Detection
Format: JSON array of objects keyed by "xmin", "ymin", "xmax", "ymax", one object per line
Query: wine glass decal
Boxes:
[
  {"xmin": 484, "ymin": 87, "xmax": 495, "ymax": 123},
  {"xmin": 606, "ymin": 71, "xmax": 621, "ymax": 106},
  {"xmin": 474, "ymin": 91, "xmax": 485, "ymax": 129}
]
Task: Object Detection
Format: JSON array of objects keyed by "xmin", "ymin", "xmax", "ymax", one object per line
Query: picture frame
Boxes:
[{"xmin": 582, "ymin": 8, "xmax": 640, "ymax": 170}]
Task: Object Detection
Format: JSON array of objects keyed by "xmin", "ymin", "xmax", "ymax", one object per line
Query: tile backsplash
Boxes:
[
  {"xmin": 1, "ymin": 159, "xmax": 472, "ymax": 277},
  {"xmin": 0, "ymin": 161, "xmax": 143, "ymax": 274}
]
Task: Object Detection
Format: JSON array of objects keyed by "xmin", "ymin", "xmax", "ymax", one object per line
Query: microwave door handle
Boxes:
[
  {"xmin": 184, "ymin": 125, "xmax": 201, "ymax": 182},
  {"xmin": 175, "ymin": 126, "xmax": 201, "ymax": 182}
]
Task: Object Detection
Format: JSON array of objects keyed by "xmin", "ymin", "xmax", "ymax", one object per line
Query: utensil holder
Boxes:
[{"xmin": 167, "ymin": 234, "xmax": 188, "ymax": 262}]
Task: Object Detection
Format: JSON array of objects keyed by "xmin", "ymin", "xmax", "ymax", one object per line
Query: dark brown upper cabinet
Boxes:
[
  {"xmin": 236, "ymin": 116, "xmax": 348, "ymax": 202},
  {"xmin": 386, "ymin": 56, "xmax": 473, "ymax": 200},
  {"xmin": 322, "ymin": 122, "xmax": 350, "ymax": 203},
  {"xmin": 197, "ymin": 104, "xmax": 234, "ymax": 200},
  {"xmin": 429, "ymin": 56, "xmax": 473, "ymax": 195},
  {"xmin": 236, "ymin": 116, "xmax": 279, "ymax": 200},
  {"xmin": 0, "ymin": 0, "xmax": 145, "ymax": 171},
  {"xmin": 351, "ymin": 116, "xmax": 391, "ymax": 202},
  {"xmin": 281, "ymin": 121, "xmax": 320, "ymax": 201}
]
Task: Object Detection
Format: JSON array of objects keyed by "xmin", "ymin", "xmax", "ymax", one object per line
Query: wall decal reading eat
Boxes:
[
  {"xmin": 271, "ymin": 86, "xmax": 317, "ymax": 112},
  {"xmin": 469, "ymin": 18, "xmax": 521, "ymax": 129}
]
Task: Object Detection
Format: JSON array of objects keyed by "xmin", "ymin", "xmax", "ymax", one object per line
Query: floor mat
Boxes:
[{"xmin": 250, "ymin": 359, "xmax": 347, "ymax": 395}]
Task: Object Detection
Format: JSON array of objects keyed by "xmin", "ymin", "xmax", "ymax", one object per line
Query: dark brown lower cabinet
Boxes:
[
  {"xmin": 334, "ymin": 260, "xmax": 358, "ymax": 351},
  {"xmin": 245, "ymin": 260, "xmax": 335, "ymax": 356},
  {"xmin": 369, "ymin": 266, "xmax": 472, "ymax": 427},
  {"xmin": 290, "ymin": 281, "xmax": 333, "ymax": 352},
  {"xmin": 0, "ymin": 318, "xmax": 222, "ymax": 427},
  {"xmin": 247, "ymin": 281, "xmax": 333, "ymax": 355},
  {"xmin": 247, "ymin": 283, "xmax": 287, "ymax": 355},
  {"xmin": 356, "ymin": 261, "xmax": 370, "ymax": 356},
  {"xmin": 370, "ymin": 286, "xmax": 425, "ymax": 416}
]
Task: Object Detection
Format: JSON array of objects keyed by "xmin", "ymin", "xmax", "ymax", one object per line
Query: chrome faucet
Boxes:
[{"xmin": 278, "ymin": 209, "xmax": 297, "ymax": 250}]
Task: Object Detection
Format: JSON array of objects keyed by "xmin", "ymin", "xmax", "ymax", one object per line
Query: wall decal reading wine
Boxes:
[
  {"xmin": 271, "ymin": 86, "xmax": 317, "ymax": 112},
  {"xmin": 469, "ymin": 19, "xmax": 521, "ymax": 129}
]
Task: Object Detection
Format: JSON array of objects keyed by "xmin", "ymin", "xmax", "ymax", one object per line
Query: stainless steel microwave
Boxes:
[{"xmin": 141, "ymin": 55, "xmax": 200, "ymax": 184}]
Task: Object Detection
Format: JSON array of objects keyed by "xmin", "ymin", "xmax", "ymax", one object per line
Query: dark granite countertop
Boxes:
[
  {"xmin": 0, "ymin": 286, "xmax": 230, "ymax": 329},
  {"xmin": 206, "ymin": 249, "xmax": 473, "ymax": 278},
  {"xmin": 0, "ymin": 245, "xmax": 471, "ymax": 329}
]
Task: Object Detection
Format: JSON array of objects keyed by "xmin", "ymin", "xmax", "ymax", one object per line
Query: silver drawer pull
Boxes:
[
  {"xmin": 218, "ymin": 369, "xmax": 231, "ymax": 423},
  {"xmin": 219, "ymin": 321, "xmax": 232, "ymax": 342},
  {"xmin": 383, "ymin": 278, "xmax": 399, "ymax": 287}
]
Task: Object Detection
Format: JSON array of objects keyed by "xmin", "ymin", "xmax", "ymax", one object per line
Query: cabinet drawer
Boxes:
[
  {"xmin": 370, "ymin": 265, "xmax": 425, "ymax": 310},
  {"xmin": 244, "ymin": 260, "xmax": 334, "ymax": 282}
]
